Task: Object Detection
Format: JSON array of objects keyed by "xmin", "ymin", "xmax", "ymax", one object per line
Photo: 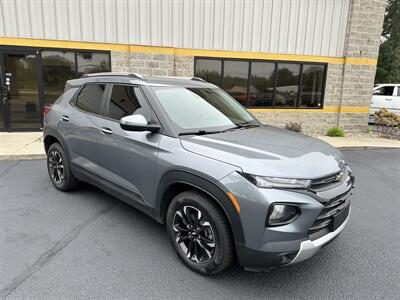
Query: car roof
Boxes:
[
  {"xmin": 374, "ymin": 84, "xmax": 398, "ymax": 88},
  {"xmin": 66, "ymin": 72, "xmax": 217, "ymax": 88}
]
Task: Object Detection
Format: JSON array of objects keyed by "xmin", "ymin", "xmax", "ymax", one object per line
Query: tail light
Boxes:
[{"xmin": 43, "ymin": 104, "xmax": 53, "ymax": 118}]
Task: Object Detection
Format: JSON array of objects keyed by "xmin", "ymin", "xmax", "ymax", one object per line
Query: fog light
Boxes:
[{"xmin": 267, "ymin": 204, "xmax": 299, "ymax": 226}]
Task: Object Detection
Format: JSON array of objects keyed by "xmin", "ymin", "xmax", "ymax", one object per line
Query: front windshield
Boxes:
[{"xmin": 151, "ymin": 87, "xmax": 257, "ymax": 133}]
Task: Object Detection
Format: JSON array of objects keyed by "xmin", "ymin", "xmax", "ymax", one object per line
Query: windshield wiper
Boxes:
[
  {"xmin": 235, "ymin": 122, "xmax": 260, "ymax": 128},
  {"xmin": 179, "ymin": 130, "xmax": 222, "ymax": 136},
  {"xmin": 222, "ymin": 122, "xmax": 260, "ymax": 132}
]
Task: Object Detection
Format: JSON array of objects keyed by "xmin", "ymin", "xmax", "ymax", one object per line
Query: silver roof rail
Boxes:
[
  {"xmin": 82, "ymin": 72, "xmax": 143, "ymax": 79},
  {"xmin": 191, "ymin": 77, "xmax": 206, "ymax": 82}
]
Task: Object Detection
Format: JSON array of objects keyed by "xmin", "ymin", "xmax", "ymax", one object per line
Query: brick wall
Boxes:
[{"xmin": 111, "ymin": 51, "xmax": 193, "ymax": 77}]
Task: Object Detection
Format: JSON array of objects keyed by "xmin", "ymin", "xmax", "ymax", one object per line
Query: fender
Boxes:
[
  {"xmin": 44, "ymin": 127, "xmax": 66, "ymax": 151},
  {"xmin": 43, "ymin": 127, "xmax": 73, "ymax": 164},
  {"xmin": 154, "ymin": 169, "xmax": 245, "ymax": 244}
]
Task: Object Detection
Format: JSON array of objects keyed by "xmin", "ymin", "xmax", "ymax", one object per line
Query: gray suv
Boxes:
[{"xmin": 43, "ymin": 73, "xmax": 354, "ymax": 274}]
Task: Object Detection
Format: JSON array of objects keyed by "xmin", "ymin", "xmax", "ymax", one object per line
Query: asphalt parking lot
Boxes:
[{"xmin": 1, "ymin": 149, "xmax": 399, "ymax": 299}]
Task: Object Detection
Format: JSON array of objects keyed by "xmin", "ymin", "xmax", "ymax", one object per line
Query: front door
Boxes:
[
  {"xmin": 0, "ymin": 51, "xmax": 41, "ymax": 131},
  {"xmin": 97, "ymin": 84, "xmax": 161, "ymax": 207}
]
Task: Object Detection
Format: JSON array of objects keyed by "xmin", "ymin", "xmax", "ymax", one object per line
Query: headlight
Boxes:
[
  {"xmin": 267, "ymin": 204, "xmax": 300, "ymax": 226},
  {"xmin": 241, "ymin": 173, "xmax": 311, "ymax": 189}
]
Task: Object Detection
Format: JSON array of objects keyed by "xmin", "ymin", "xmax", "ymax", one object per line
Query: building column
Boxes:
[{"xmin": 337, "ymin": 0, "xmax": 386, "ymax": 132}]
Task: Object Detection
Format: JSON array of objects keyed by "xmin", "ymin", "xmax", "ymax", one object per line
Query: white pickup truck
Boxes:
[{"xmin": 369, "ymin": 84, "xmax": 400, "ymax": 123}]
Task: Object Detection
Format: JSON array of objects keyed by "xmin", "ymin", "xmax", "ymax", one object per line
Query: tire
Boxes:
[
  {"xmin": 166, "ymin": 190, "xmax": 234, "ymax": 275},
  {"xmin": 47, "ymin": 143, "xmax": 78, "ymax": 191}
]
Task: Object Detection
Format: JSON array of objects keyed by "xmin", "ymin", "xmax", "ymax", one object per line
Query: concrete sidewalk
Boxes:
[
  {"xmin": 1, "ymin": 131, "xmax": 400, "ymax": 161},
  {"xmin": 0, "ymin": 132, "xmax": 45, "ymax": 160}
]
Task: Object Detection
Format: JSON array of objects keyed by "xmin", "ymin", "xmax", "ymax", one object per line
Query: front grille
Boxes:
[
  {"xmin": 310, "ymin": 167, "xmax": 348, "ymax": 190},
  {"xmin": 308, "ymin": 192, "xmax": 351, "ymax": 240}
]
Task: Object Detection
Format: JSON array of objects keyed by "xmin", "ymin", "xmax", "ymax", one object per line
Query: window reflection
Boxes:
[
  {"xmin": 194, "ymin": 58, "xmax": 327, "ymax": 109},
  {"xmin": 42, "ymin": 51, "xmax": 75, "ymax": 104},
  {"xmin": 77, "ymin": 52, "xmax": 110, "ymax": 76},
  {"xmin": 222, "ymin": 60, "xmax": 249, "ymax": 106},
  {"xmin": 195, "ymin": 59, "xmax": 222, "ymax": 86},
  {"xmin": 300, "ymin": 64, "xmax": 324, "ymax": 107},
  {"xmin": 275, "ymin": 63, "xmax": 300, "ymax": 107},
  {"xmin": 248, "ymin": 62, "xmax": 275, "ymax": 107}
]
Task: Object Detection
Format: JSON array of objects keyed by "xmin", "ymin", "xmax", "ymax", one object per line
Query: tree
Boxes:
[{"xmin": 375, "ymin": 0, "xmax": 400, "ymax": 84}]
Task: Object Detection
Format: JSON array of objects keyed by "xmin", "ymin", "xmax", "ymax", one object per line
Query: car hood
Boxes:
[{"xmin": 180, "ymin": 126, "xmax": 344, "ymax": 179}]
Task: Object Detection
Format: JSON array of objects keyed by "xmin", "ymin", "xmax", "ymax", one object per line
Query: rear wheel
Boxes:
[
  {"xmin": 166, "ymin": 190, "xmax": 234, "ymax": 275},
  {"xmin": 47, "ymin": 143, "xmax": 78, "ymax": 191}
]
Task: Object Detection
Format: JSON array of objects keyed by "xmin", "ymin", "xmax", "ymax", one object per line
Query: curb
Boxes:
[{"xmin": 0, "ymin": 154, "xmax": 47, "ymax": 161}]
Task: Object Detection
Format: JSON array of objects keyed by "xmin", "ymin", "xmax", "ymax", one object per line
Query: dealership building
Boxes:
[{"xmin": 0, "ymin": 0, "xmax": 385, "ymax": 134}]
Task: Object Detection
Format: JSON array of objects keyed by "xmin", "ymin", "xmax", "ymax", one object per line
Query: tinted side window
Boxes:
[
  {"xmin": 375, "ymin": 86, "xmax": 394, "ymax": 96},
  {"xmin": 108, "ymin": 85, "xmax": 150, "ymax": 121},
  {"xmin": 75, "ymin": 84, "xmax": 106, "ymax": 115}
]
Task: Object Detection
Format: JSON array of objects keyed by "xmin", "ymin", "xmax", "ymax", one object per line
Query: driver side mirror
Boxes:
[{"xmin": 120, "ymin": 114, "xmax": 160, "ymax": 133}]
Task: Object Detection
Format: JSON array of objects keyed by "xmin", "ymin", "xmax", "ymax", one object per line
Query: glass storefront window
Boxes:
[
  {"xmin": 194, "ymin": 58, "xmax": 326, "ymax": 109},
  {"xmin": 194, "ymin": 59, "xmax": 222, "ymax": 86},
  {"xmin": 42, "ymin": 51, "xmax": 75, "ymax": 104},
  {"xmin": 275, "ymin": 63, "xmax": 300, "ymax": 107},
  {"xmin": 222, "ymin": 60, "xmax": 249, "ymax": 106},
  {"xmin": 248, "ymin": 62, "xmax": 275, "ymax": 107},
  {"xmin": 299, "ymin": 64, "xmax": 325, "ymax": 108},
  {"xmin": 77, "ymin": 52, "xmax": 110, "ymax": 76}
]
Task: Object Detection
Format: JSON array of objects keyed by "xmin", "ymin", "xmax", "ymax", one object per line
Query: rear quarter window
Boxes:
[{"xmin": 75, "ymin": 84, "xmax": 106, "ymax": 115}]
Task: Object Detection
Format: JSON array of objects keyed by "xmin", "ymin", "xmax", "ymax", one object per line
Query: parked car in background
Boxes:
[
  {"xmin": 369, "ymin": 84, "xmax": 400, "ymax": 123},
  {"xmin": 43, "ymin": 73, "xmax": 354, "ymax": 274}
]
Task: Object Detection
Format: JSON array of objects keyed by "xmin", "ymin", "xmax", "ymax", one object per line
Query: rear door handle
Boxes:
[
  {"xmin": 385, "ymin": 98, "xmax": 392, "ymax": 101},
  {"xmin": 100, "ymin": 127, "xmax": 113, "ymax": 135},
  {"xmin": 61, "ymin": 115, "xmax": 70, "ymax": 122}
]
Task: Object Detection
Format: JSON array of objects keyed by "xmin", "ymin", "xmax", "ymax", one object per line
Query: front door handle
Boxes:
[
  {"xmin": 61, "ymin": 115, "xmax": 70, "ymax": 122},
  {"xmin": 100, "ymin": 127, "xmax": 113, "ymax": 135},
  {"xmin": 385, "ymin": 98, "xmax": 392, "ymax": 101}
]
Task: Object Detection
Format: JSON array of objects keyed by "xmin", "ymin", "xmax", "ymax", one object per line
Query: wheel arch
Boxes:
[
  {"xmin": 43, "ymin": 127, "xmax": 71, "ymax": 161},
  {"xmin": 155, "ymin": 169, "xmax": 245, "ymax": 244}
]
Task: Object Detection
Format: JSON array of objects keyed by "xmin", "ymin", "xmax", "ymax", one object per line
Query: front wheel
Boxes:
[{"xmin": 166, "ymin": 191, "xmax": 234, "ymax": 275}]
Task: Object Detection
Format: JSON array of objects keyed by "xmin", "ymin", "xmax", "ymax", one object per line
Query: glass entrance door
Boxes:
[{"xmin": 1, "ymin": 52, "xmax": 41, "ymax": 130}]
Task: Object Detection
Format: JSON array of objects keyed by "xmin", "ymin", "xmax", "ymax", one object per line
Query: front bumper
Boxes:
[
  {"xmin": 287, "ymin": 206, "xmax": 351, "ymax": 265},
  {"xmin": 220, "ymin": 170, "xmax": 354, "ymax": 271}
]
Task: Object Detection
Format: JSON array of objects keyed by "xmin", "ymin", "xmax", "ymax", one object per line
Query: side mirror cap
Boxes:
[{"xmin": 120, "ymin": 114, "xmax": 160, "ymax": 133}]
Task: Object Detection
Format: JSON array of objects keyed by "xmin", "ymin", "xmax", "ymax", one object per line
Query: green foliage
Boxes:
[
  {"xmin": 285, "ymin": 122, "xmax": 302, "ymax": 133},
  {"xmin": 326, "ymin": 127, "xmax": 345, "ymax": 137},
  {"xmin": 375, "ymin": 0, "xmax": 400, "ymax": 84}
]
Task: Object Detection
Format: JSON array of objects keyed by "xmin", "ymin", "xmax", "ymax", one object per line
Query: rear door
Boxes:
[
  {"xmin": 97, "ymin": 84, "xmax": 161, "ymax": 207},
  {"xmin": 61, "ymin": 83, "xmax": 108, "ymax": 175}
]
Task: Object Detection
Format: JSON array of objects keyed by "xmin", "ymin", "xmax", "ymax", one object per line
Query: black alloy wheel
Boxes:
[
  {"xmin": 173, "ymin": 205, "xmax": 216, "ymax": 263},
  {"xmin": 48, "ymin": 149, "xmax": 64, "ymax": 185},
  {"xmin": 166, "ymin": 191, "xmax": 234, "ymax": 275}
]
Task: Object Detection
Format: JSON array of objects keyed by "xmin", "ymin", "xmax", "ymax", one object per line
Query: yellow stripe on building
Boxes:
[
  {"xmin": 248, "ymin": 106, "xmax": 370, "ymax": 113},
  {"xmin": 0, "ymin": 37, "xmax": 377, "ymax": 66}
]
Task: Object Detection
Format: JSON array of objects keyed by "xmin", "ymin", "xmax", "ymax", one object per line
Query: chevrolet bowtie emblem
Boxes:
[{"xmin": 335, "ymin": 172, "xmax": 344, "ymax": 182}]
